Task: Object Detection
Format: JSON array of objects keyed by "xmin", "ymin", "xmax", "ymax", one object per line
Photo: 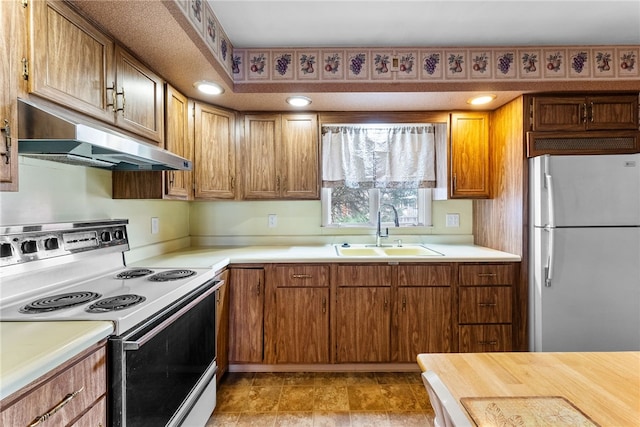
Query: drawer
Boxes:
[
  {"xmin": 459, "ymin": 325, "xmax": 512, "ymax": 352},
  {"xmin": 397, "ymin": 264, "xmax": 452, "ymax": 287},
  {"xmin": 272, "ymin": 264, "xmax": 330, "ymax": 287},
  {"xmin": 0, "ymin": 346, "xmax": 106, "ymax": 426},
  {"xmin": 335, "ymin": 264, "xmax": 392, "ymax": 287},
  {"xmin": 72, "ymin": 395, "xmax": 106, "ymax": 426},
  {"xmin": 459, "ymin": 264, "xmax": 513, "ymax": 286},
  {"xmin": 459, "ymin": 286, "xmax": 512, "ymax": 323}
]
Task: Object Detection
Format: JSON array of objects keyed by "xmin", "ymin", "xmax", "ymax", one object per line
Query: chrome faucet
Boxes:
[{"xmin": 376, "ymin": 204, "xmax": 399, "ymax": 246}]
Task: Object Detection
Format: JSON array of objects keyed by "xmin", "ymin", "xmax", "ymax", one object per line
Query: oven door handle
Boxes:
[{"xmin": 123, "ymin": 280, "xmax": 222, "ymax": 351}]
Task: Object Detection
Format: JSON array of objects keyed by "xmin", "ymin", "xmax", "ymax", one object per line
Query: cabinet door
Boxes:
[
  {"xmin": 280, "ymin": 114, "xmax": 319, "ymax": 199},
  {"xmin": 336, "ymin": 287, "xmax": 391, "ymax": 362},
  {"xmin": 164, "ymin": 84, "xmax": 192, "ymax": 199},
  {"xmin": 228, "ymin": 268, "xmax": 264, "ymax": 363},
  {"xmin": 588, "ymin": 95, "xmax": 639, "ymax": 130},
  {"xmin": 0, "ymin": 0, "xmax": 22, "ymax": 191},
  {"xmin": 194, "ymin": 103, "xmax": 236, "ymax": 199},
  {"xmin": 450, "ymin": 113, "xmax": 490, "ymax": 198},
  {"xmin": 29, "ymin": 0, "xmax": 114, "ymax": 123},
  {"xmin": 215, "ymin": 272, "xmax": 229, "ymax": 382},
  {"xmin": 532, "ymin": 97, "xmax": 585, "ymax": 131},
  {"xmin": 114, "ymin": 45, "xmax": 164, "ymax": 143},
  {"xmin": 397, "ymin": 287, "xmax": 452, "ymax": 361},
  {"xmin": 274, "ymin": 287, "xmax": 329, "ymax": 363},
  {"xmin": 243, "ymin": 114, "xmax": 280, "ymax": 199}
]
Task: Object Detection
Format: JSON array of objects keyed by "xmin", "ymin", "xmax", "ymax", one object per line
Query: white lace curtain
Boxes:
[{"xmin": 322, "ymin": 125, "xmax": 436, "ymax": 189}]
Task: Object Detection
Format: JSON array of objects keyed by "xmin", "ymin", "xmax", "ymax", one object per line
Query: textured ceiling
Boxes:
[
  {"xmin": 71, "ymin": 1, "xmax": 640, "ymax": 112},
  {"xmin": 209, "ymin": 1, "xmax": 640, "ymax": 48}
]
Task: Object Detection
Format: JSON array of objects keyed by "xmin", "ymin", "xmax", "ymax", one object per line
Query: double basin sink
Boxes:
[{"xmin": 334, "ymin": 244, "xmax": 443, "ymax": 257}]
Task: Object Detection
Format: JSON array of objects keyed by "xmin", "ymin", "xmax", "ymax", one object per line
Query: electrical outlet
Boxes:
[
  {"xmin": 445, "ymin": 213, "xmax": 460, "ymax": 228},
  {"xmin": 268, "ymin": 214, "xmax": 277, "ymax": 228},
  {"xmin": 151, "ymin": 217, "xmax": 159, "ymax": 234}
]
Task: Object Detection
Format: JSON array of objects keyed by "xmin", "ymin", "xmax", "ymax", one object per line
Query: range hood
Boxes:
[{"xmin": 17, "ymin": 99, "xmax": 192, "ymax": 171}]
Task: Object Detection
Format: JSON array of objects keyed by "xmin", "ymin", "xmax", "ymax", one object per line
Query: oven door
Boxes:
[{"xmin": 109, "ymin": 280, "xmax": 219, "ymax": 427}]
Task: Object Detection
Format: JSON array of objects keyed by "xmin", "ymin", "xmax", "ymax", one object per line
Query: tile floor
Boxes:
[{"xmin": 206, "ymin": 371, "xmax": 436, "ymax": 426}]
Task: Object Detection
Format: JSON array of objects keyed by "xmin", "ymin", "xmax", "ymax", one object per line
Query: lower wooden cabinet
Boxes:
[
  {"xmin": 228, "ymin": 267, "xmax": 264, "ymax": 363},
  {"xmin": 0, "ymin": 343, "xmax": 107, "ymax": 426},
  {"xmin": 336, "ymin": 286, "xmax": 391, "ymax": 362},
  {"xmin": 215, "ymin": 270, "xmax": 229, "ymax": 382},
  {"xmin": 273, "ymin": 287, "xmax": 330, "ymax": 363},
  {"xmin": 457, "ymin": 263, "xmax": 515, "ymax": 352},
  {"xmin": 228, "ymin": 261, "xmax": 519, "ymax": 367},
  {"xmin": 395, "ymin": 264, "xmax": 454, "ymax": 362}
]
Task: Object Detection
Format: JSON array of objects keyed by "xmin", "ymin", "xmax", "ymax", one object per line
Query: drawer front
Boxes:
[
  {"xmin": 397, "ymin": 264, "xmax": 452, "ymax": 287},
  {"xmin": 459, "ymin": 325, "xmax": 512, "ymax": 352},
  {"xmin": 459, "ymin": 286, "xmax": 512, "ymax": 323},
  {"xmin": 335, "ymin": 265, "xmax": 392, "ymax": 287},
  {"xmin": 1, "ymin": 346, "xmax": 106, "ymax": 426},
  {"xmin": 72, "ymin": 395, "xmax": 106, "ymax": 426},
  {"xmin": 459, "ymin": 264, "xmax": 513, "ymax": 286},
  {"xmin": 273, "ymin": 265, "xmax": 330, "ymax": 287}
]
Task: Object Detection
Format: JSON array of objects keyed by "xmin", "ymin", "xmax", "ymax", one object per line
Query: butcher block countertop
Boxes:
[
  {"xmin": 0, "ymin": 321, "xmax": 113, "ymax": 401},
  {"xmin": 417, "ymin": 351, "xmax": 640, "ymax": 426}
]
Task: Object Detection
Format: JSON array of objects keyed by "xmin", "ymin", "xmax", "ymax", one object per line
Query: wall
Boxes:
[
  {"xmin": 0, "ymin": 157, "xmax": 191, "ymax": 262},
  {"xmin": 189, "ymin": 198, "xmax": 473, "ymax": 246},
  {"xmin": 0, "ymin": 157, "xmax": 473, "ymax": 255}
]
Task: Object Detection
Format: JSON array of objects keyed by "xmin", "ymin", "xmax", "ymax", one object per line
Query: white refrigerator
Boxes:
[{"xmin": 529, "ymin": 153, "xmax": 640, "ymax": 351}]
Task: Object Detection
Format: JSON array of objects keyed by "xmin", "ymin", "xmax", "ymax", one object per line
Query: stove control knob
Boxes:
[
  {"xmin": 44, "ymin": 237, "xmax": 59, "ymax": 250},
  {"xmin": 100, "ymin": 231, "xmax": 111, "ymax": 242},
  {"xmin": 113, "ymin": 229, "xmax": 124, "ymax": 240},
  {"xmin": 21, "ymin": 240, "xmax": 38, "ymax": 254},
  {"xmin": 0, "ymin": 243, "xmax": 13, "ymax": 258}
]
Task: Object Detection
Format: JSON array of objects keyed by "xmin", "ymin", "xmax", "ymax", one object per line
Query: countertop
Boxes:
[
  {"xmin": 417, "ymin": 351, "xmax": 640, "ymax": 427},
  {"xmin": 0, "ymin": 321, "xmax": 114, "ymax": 401},
  {"xmin": 130, "ymin": 243, "xmax": 520, "ymax": 268}
]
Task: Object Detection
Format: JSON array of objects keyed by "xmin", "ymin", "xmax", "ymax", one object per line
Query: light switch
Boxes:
[
  {"xmin": 151, "ymin": 217, "xmax": 159, "ymax": 234},
  {"xmin": 268, "ymin": 214, "xmax": 277, "ymax": 228}
]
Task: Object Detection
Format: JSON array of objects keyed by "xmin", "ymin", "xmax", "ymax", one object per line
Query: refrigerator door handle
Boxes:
[
  {"xmin": 544, "ymin": 225, "xmax": 555, "ymax": 287},
  {"xmin": 543, "ymin": 155, "xmax": 555, "ymax": 228}
]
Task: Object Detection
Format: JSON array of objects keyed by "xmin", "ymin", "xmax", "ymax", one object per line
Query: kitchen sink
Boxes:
[{"xmin": 334, "ymin": 244, "xmax": 443, "ymax": 257}]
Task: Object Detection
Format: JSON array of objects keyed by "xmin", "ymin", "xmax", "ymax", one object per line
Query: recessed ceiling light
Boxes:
[
  {"xmin": 193, "ymin": 80, "xmax": 224, "ymax": 95},
  {"xmin": 467, "ymin": 94, "xmax": 496, "ymax": 105},
  {"xmin": 286, "ymin": 96, "xmax": 312, "ymax": 107}
]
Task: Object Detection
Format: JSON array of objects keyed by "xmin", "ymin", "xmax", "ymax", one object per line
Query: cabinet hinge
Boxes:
[
  {"xmin": 21, "ymin": 0, "xmax": 28, "ymax": 7},
  {"xmin": 21, "ymin": 58, "xmax": 29, "ymax": 81},
  {"xmin": 528, "ymin": 98, "xmax": 534, "ymax": 130}
]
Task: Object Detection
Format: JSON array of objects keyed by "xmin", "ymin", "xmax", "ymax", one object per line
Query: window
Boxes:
[{"xmin": 321, "ymin": 124, "xmax": 436, "ymax": 227}]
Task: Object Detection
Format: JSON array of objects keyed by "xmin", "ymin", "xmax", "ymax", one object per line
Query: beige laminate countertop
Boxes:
[
  {"xmin": 0, "ymin": 321, "xmax": 114, "ymax": 401},
  {"xmin": 131, "ymin": 243, "xmax": 520, "ymax": 269}
]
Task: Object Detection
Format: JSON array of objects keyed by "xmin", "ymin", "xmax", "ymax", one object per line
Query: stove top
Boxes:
[{"xmin": 0, "ymin": 220, "xmax": 217, "ymax": 334}]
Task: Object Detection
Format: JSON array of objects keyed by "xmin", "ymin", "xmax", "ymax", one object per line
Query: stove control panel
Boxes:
[{"xmin": 0, "ymin": 220, "xmax": 129, "ymax": 267}]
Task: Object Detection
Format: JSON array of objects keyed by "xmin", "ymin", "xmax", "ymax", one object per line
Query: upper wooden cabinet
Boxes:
[
  {"xmin": 531, "ymin": 95, "xmax": 639, "ymax": 132},
  {"xmin": 0, "ymin": 0, "xmax": 23, "ymax": 192},
  {"xmin": 112, "ymin": 84, "xmax": 192, "ymax": 200},
  {"xmin": 242, "ymin": 113, "xmax": 319, "ymax": 200},
  {"xmin": 449, "ymin": 112, "xmax": 490, "ymax": 198},
  {"xmin": 28, "ymin": 0, "xmax": 164, "ymax": 144},
  {"xmin": 113, "ymin": 45, "xmax": 164, "ymax": 143},
  {"xmin": 194, "ymin": 102, "xmax": 237, "ymax": 200}
]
